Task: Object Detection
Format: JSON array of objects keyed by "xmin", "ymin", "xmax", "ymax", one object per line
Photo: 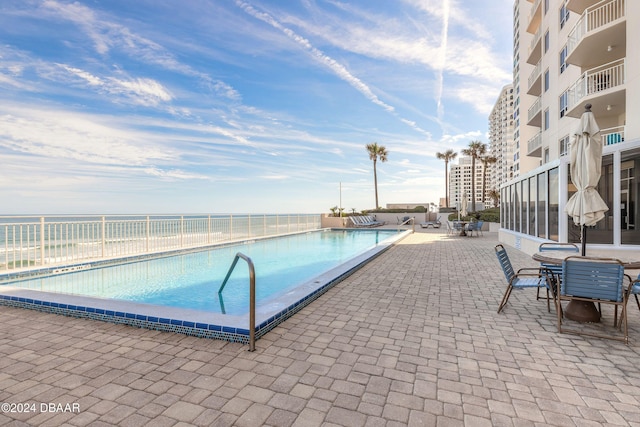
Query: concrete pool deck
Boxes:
[{"xmin": 1, "ymin": 228, "xmax": 639, "ymax": 426}]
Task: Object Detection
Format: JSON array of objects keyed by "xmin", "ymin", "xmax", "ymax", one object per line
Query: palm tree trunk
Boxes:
[
  {"xmin": 471, "ymin": 157, "xmax": 476, "ymax": 212},
  {"xmin": 481, "ymin": 167, "xmax": 487, "ymax": 210},
  {"xmin": 373, "ymin": 159, "xmax": 379, "ymax": 208},
  {"xmin": 444, "ymin": 160, "xmax": 449, "ymax": 208}
]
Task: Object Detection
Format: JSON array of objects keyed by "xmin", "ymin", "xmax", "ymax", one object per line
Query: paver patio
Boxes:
[{"xmin": 1, "ymin": 229, "xmax": 639, "ymax": 426}]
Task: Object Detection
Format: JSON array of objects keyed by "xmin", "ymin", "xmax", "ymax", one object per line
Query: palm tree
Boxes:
[
  {"xmin": 480, "ymin": 155, "xmax": 498, "ymax": 209},
  {"xmin": 436, "ymin": 150, "xmax": 457, "ymax": 208},
  {"xmin": 461, "ymin": 141, "xmax": 487, "ymax": 212},
  {"xmin": 366, "ymin": 143, "xmax": 388, "ymax": 209},
  {"xmin": 488, "ymin": 189, "xmax": 500, "ymax": 208}
]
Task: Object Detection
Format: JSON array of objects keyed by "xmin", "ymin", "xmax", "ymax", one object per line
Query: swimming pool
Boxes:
[{"xmin": 0, "ymin": 228, "xmax": 409, "ymax": 343}]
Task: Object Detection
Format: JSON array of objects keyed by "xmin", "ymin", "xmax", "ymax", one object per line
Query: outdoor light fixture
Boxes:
[
  {"xmin": 607, "ymin": 45, "xmax": 613, "ymax": 52},
  {"xmin": 607, "ymin": 104, "xmax": 612, "ymax": 111}
]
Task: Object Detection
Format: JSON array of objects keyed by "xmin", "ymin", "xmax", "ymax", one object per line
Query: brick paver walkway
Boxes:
[{"xmin": 1, "ymin": 230, "xmax": 639, "ymax": 426}]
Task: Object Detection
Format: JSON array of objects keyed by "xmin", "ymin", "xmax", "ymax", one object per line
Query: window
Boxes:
[
  {"xmin": 537, "ymin": 172, "xmax": 547, "ymax": 239},
  {"xmin": 544, "ymin": 31, "xmax": 550, "ymax": 53},
  {"xmin": 559, "ymin": 135, "xmax": 570, "ymax": 156},
  {"xmin": 544, "ymin": 0, "xmax": 549, "ymax": 14},
  {"xmin": 544, "ymin": 69, "xmax": 550, "ymax": 92},
  {"xmin": 544, "ymin": 148, "xmax": 550, "ymax": 163},
  {"xmin": 559, "ymin": 90, "xmax": 568, "ymax": 118},
  {"xmin": 560, "ymin": 3, "xmax": 570, "ymax": 28},
  {"xmin": 559, "ymin": 45, "xmax": 569, "ymax": 73},
  {"xmin": 544, "ymin": 108, "xmax": 550, "ymax": 130}
]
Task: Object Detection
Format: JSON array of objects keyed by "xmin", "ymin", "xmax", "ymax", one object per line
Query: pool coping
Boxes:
[{"xmin": 0, "ymin": 228, "xmax": 412, "ymax": 344}]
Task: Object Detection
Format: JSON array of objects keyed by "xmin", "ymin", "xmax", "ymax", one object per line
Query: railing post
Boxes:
[
  {"xmin": 208, "ymin": 215, "xmax": 212, "ymax": 244},
  {"xmin": 180, "ymin": 215, "xmax": 184, "ymax": 247},
  {"xmin": 146, "ymin": 216, "xmax": 150, "ymax": 253},
  {"xmin": 230, "ymin": 214, "xmax": 233, "ymax": 240},
  {"xmin": 101, "ymin": 216, "xmax": 106, "ymax": 258},
  {"xmin": 40, "ymin": 217, "xmax": 45, "ymax": 266},
  {"xmin": 248, "ymin": 214, "xmax": 251, "ymax": 239}
]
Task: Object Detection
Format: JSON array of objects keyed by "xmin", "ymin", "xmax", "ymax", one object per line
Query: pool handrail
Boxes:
[{"xmin": 218, "ymin": 252, "xmax": 256, "ymax": 351}]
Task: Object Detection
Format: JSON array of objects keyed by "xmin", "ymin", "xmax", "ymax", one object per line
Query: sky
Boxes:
[{"xmin": 0, "ymin": 0, "xmax": 514, "ymax": 215}]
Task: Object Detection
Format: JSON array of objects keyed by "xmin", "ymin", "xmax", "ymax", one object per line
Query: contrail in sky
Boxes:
[
  {"xmin": 435, "ymin": 0, "xmax": 450, "ymax": 125},
  {"xmin": 235, "ymin": 0, "xmax": 429, "ymax": 136}
]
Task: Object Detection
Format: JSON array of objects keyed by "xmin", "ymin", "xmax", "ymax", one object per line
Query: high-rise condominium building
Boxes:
[
  {"xmin": 449, "ymin": 156, "xmax": 490, "ymax": 212},
  {"xmin": 489, "ymin": 84, "xmax": 515, "ymax": 193},
  {"xmin": 500, "ymin": 0, "xmax": 640, "ymax": 253}
]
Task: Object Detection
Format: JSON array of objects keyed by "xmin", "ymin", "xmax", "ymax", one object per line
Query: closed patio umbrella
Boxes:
[
  {"xmin": 460, "ymin": 191, "xmax": 468, "ymax": 218},
  {"xmin": 564, "ymin": 104, "xmax": 609, "ymax": 255}
]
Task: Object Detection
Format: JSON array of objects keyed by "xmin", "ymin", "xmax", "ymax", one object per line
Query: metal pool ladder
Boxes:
[{"xmin": 218, "ymin": 252, "xmax": 256, "ymax": 351}]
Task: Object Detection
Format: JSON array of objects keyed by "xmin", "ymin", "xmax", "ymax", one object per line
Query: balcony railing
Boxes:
[
  {"xmin": 527, "ymin": 0, "xmax": 542, "ymax": 33},
  {"xmin": 527, "ymin": 96, "xmax": 542, "ymax": 125},
  {"xmin": 527, "ymin": 25, "xmax": 542, "ymax": 63},
  {"xmin": 567, "ymin": 58, "xmax": 625, "ymax": 110},
  {"xmin": 527, "ymin": 59, "xmax": 542, "ymax": 94},
  {"xmin": 601, "ymin": 125, "xmax": 625, "ymax": 145},
  {"xmin": 0, "ymin": 214, "xmax": 321, "ymax": 273},
  {"xmin": 567, "ymin": 0, "xmax": 626, "ymax": 57},
  {"xmin": 527, "ymin": 131, "xmax": 543, "ymax": 156}
]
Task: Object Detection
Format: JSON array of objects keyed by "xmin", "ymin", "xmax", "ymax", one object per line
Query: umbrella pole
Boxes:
[{"xmin": 581, "ymin": 225, "xmax": 586, "ymax": 256}]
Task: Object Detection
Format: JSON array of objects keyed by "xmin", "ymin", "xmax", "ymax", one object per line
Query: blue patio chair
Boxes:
[
  {"xmin": 445, "ymin": 221, "xmax": 454, "ymax": 235},
  {"xmin": 465, "ymin": 221, "xmax": 482, "ymax": 237},
  {"xmin": 558, "ymin": 256, "xmax": 632, "ymax": 343},
  {"xmin": 538, "ymin": 242, "xmax": 579, "ymax": 286},
  {"xmin": 495, "ymin": 244, "xmax": 555, "ymax": 313},
  {"xmin": 629, "ymin": 274, "xmax": 640, "ymax": 311},
  {"xmin": 618, "ymin": 273, "xmax": 640, "ymax": 328}
]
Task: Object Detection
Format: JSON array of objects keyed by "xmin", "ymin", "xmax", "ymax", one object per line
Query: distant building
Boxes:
[{"xmin": 449, "ymin": 156, "xmax": 490, "ymax": 212}]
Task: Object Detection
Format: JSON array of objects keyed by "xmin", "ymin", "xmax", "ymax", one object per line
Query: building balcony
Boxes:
[
  {"xmin": 526, "ymin": 0, "xmax": 542, "ymax": 34},
  {"xmin": 527, "ymin": 131, "xmax": 542, "ymax": 157},
  {"xmin": 527, "ymin": 96, "xmax": 542, "ymax": 127},
  {"xmin": 527, "ymin": 60, "xmax": 542, "ymax": 96},
  {"xmin": 601, "ymin": 125, "xmax": 625, "ymax": 146},
  {"xmin": 527, "ymin": 26, "xmax": 542, "ymax": 65},
  {"xmin": 567, "ymin": 0, "xmax": 602, "ymax": 14},
  {"xmin": 566, "ymin": 0, "xmax": 626, "ymax": 68},
  {"xmin": 566, "ymin": 58, "xmax": 625, "ymax": 118}
]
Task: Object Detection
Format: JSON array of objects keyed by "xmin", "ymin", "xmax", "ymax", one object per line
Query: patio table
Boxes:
[
  {"xmin": 454, "ymin": 221, "xmax": 468, "ymax": 236},
  {"xmin": 532, "ymin": 250, "xmax": 640, "ymax": 323}
]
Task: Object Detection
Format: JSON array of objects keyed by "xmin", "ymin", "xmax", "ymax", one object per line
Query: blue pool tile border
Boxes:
[{"xmin": 0, "ymin": 228, "xmax": 411, "ymax": 345}]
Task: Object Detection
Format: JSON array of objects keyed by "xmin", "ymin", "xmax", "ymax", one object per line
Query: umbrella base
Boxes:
[{"xmin": 564, "ymin": 300, "xmax": 600, "ymax": 323}]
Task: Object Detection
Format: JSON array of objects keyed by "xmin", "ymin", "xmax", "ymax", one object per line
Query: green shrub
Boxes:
[{"xmin": 448, "ymin": 207, "xmax": 500, "ymax": 223}]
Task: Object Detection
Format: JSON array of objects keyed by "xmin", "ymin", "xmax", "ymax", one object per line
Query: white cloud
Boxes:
[{"xmin": 0, "ymin": 107, "xmax": 174, "ymax": 166}]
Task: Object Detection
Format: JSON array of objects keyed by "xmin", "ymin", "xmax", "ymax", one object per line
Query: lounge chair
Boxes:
[
  {"xmin": 420, "ymin": 216, "xmax": 441, "ymax": 229},
  {"xmin": 349, "ymin": 215, "xmax": 383, "ymax": 228}
]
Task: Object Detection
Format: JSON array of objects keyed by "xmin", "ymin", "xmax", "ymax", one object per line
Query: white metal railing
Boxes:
[
  {"xmin": 0, "ymin": 214, "xmax": 321, "ymax": 273},
  {"xmin": 527, "ymin": 0, "xmax": 542, "ymax": 30},
  {"xmin": 567, "ymin": 0, "xmax": 626, "ymax": 57},
  {"xmin": 527, "ymin": 131, "xmax": 542, "ymax": 154},
  {"xmin": 527, "ymin": 96, "xmax": 542, "ymax": 123},
  {"xmin": 527, "ymin": 59, "xmax": 542, "ymax": 92},
  {"xmin": 567, "ymin": 58, "xmax": 625, "ymax": 110},
  {"xmin": 528, "ymin": 25, "xmax": 542, "ymax": 59},
  {"xmin": 601, "ymin": 125, "xmax": 625, "ymax": 145}
]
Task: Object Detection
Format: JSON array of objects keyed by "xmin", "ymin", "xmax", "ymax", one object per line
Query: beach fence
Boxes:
[{"xmin": 0, "ymin": 214, "xmax": 321, "ymax": 272}]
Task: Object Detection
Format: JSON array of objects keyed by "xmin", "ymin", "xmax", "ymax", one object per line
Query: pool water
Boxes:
[{"xmin": 6, "ymin": 229, "xmax": 401, "ymax": 316}]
